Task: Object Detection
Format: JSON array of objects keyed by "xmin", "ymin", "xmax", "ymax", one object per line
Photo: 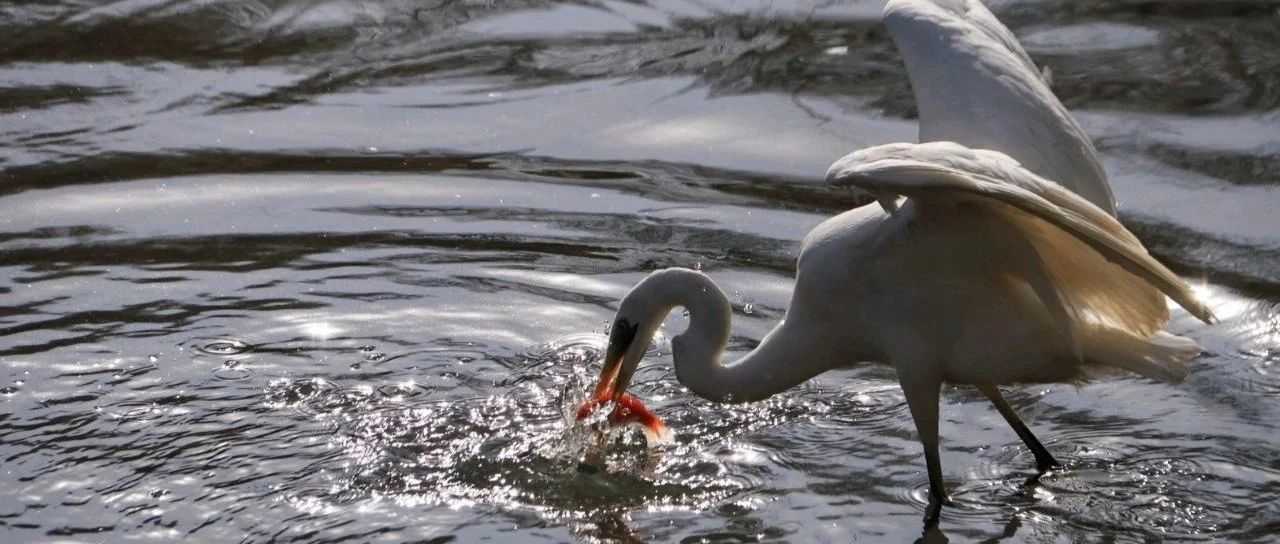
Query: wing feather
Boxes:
[
  {"xmin": 883, "ymin": 0, "xmax": 1115, "ymax": 213},
  {"xmin": 827, "ymin": 142, "xmax": 1217, "ymax": 331}
]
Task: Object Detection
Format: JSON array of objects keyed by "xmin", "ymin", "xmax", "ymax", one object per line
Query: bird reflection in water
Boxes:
[{"xmin": 577, "ymin": 511, "xmax": 645, "ymax": 544}]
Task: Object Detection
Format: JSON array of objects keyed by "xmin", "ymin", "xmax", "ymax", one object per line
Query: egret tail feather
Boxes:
[{"xmin": 1082, "ymin": 327, "xmax": 1202, "ymax": 383}]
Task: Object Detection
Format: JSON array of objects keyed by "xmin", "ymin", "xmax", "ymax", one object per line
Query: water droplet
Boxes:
[
  {"xmin": 743, "ymin": 303, "xmax": 754, "ymax": 315},
  {"xmin": 14, "ymin": 380, "xmax": 25, "ymax": 386},
  {"xmin": 358, "ymin": 345, "xmax": 376, "ymax": 352},
  {"xmin": 349, "ymin": 363, "xmax": 362, "ymax": 371},
  {"xmin": 148, "ymin": 354, "xmax": 159, "ymax": 363},
  {"xmin": 211, "ymin": 358, "xmax": 245, "ymax": 378}
]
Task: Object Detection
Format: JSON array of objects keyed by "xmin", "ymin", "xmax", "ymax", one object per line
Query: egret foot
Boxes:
[
  {"xmin": 916, "ymin": 524, "xmax": 950, "ymax": 544},
  {"xmin": 923, "ymin": 494, "xmax": 954, "ymax": 529},
  {"xmin": 1028, "ymin": 442, "xmax": 1061, "ymax": 474},
  {"xmin": 977, "ymin": 384, "xmax": 1061, "ymax": 473}
]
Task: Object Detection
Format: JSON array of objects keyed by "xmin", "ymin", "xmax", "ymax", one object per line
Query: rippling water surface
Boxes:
[{"xmin": 2, "ymin": 1, "xmax": 1278, "ymax": 542}]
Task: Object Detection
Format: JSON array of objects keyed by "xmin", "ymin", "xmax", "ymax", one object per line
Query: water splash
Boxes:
[{"xmin": 259, "ymin": 333, "xmax": 756, "ymax": 523}]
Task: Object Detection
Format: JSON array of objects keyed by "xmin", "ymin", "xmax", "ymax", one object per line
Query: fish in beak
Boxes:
[{"xmin": 575, "ymin": 318, "xmax": 672, "ymax": 445}]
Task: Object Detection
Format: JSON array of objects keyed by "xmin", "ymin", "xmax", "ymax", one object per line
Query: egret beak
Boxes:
[
  {"xmin": 575, "ymin": 319, "xmax": 672, "ymax": 445},
  {"xmin": 591, "ymin": 351, "xmax": 624, "ymax": 401},
  {"xmin": 589, "ymin": 318, "xmax": 640, "ymax": 402}
]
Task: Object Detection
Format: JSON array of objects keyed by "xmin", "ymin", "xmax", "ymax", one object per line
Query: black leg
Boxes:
[
  {"xmin": 976, "ymin": 384, "xmax": 1060, "ymax": 473},
  {"xmin": 902, "ymin": 373, "xmax": 950, "ymax": 528},
  {"xmin": 921, "ymin": 448, "xmax": 948, "ymax": 528}
]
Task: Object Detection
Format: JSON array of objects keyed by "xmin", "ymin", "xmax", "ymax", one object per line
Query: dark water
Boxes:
[{"xmin": 2, "ymin": 1, "xmax": 1279, "ymax": 542}]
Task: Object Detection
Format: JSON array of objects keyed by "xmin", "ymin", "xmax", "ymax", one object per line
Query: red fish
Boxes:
[{"xmin": 575, "ymin": 383, "xmax": 671, "ymax": 444}]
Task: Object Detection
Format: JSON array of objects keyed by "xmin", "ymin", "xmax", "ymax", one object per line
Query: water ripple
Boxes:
[
  {"xmin": 1, "ymin": 2, "xmax": 1276, "ymax": 540},
  {"xmin": 1035, "ymin": 452, "xmax": 1236, "ymax": 538},
  {"xmin": 257, "ymin": 335, "xmax": 762, "ymax": 522},
  {"xmin": 183, "ymin": 337, "xmax": 253, "ymax": 358}
]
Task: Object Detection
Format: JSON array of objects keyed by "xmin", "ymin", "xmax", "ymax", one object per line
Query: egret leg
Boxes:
[
  {"xmin": 976, "ymin": 384, "xmax": 1060, "ymax": 473},
  {"xmin": 901, "ymin": 374, "xmax": 950, "ymax": 527}
]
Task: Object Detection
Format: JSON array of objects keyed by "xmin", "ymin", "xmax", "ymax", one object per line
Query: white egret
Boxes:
[{"xmin": 577, "ymin": 0, "xmax": 1216, "ymax": 525}]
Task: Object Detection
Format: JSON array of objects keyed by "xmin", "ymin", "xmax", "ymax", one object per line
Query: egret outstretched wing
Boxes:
[
  {"xmin": 884, "ymin": 0, "xmax": 1115, "ymax": 213},
  {"xmin": 827, "ymin": 141, "xmax": 1216, "ymax": 335}
]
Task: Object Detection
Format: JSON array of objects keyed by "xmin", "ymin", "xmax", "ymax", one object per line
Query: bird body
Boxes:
[
  {"xmin": 577, "ymin": 0, "xmax": 1216, "ymax": 527},
  {"xmin": 795, "ymin": 203, "xmax": 1083, "ymax": 386}
]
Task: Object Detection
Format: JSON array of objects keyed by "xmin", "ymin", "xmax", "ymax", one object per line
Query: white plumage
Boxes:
[
  {"xmin": 580, "ymin": 0, "xmax": 1216, "ymax": 527},
  {"xmin": 885, "ymin": 0, "xmax": 1116, "ymax": 212}
]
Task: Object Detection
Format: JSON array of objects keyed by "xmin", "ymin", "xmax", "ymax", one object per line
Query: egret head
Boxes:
[
  {"xmin": 584, "ymin": 271, "xmax": 679, "ymax": 405},
  {"xmin": 575, "ymin": 278, "xmax": 673, "ymax": 444}
]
